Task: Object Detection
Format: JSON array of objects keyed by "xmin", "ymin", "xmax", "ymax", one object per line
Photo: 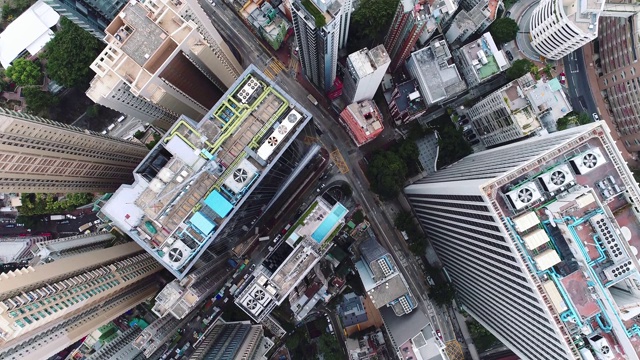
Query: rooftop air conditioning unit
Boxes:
[
  {"xmin": 162, "ymin": 239, "xmax": 193, "ymax": 270},
  {"xmin": 506, "ymin": 182, "xmax": 542, "ymax": 210},
  {"xmin": 569, "ymin": 148, "xmax": 606, "ymax": 175},
  {"xmin": 537, "ymin": 164, "xmax": 575, "ymax": 192}
]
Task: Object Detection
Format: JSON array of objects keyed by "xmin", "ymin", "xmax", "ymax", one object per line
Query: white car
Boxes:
[{"xmin": 593, "ymin": 113, "xmax": 600, "ymax": 121}]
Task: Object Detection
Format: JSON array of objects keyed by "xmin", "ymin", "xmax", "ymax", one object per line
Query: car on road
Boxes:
[
  {"xmin": 470, "ymin": 139, "xmax": 480, "ymax": 145},
  {"xmin": 4, "ymin": 224, "xmax": 15, "ymax": 228},
  {"xmin": 59, "ymin": 220, "xmax": 70, "ymax": 224},
  {"xmin": 436, "ymin": 329, "xmax": 443, "ymax": 341},
  {"xmin": 273, "ymin": 234, "xmax": 282, "ymax": 243},
  {"xmin": 466, "ymin": 133, "xmax": 477, "ymax": 141},
  {"xmin": 505, "ymin": 50, "xmax": 514, "ymax": 61},
  {"xmin": 593, "ymin": 113, "xmax": 600, "ymax": 121},
  {"xmin": 458, "ymin": 118, "xmax": 469, "ymax": 126},
  {"xmin": 505, "ymin": 11, "xmax": 511, "ymax": 17},
  {"xmin": 559, "ymin": 72, "xmax": 566, "ymax": 84},
  {"xmin": 249, "ymin": 264, "xmax": 256, "ymax": 272}
]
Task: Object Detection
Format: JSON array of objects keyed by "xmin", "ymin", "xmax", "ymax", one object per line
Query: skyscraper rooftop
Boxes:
[{"xmin": 101, "ymin": 65, "xmax": 314, "ymax": 279}]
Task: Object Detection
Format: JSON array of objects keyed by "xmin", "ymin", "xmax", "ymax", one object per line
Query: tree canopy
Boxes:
[
  {"xmin": 22, "ymin": 87, "xmax": 58, "ymax": 115},
  {"xmin": 6, "ymin": 58, "xmax": 42, "ymax": 86},
  {"xmin": 428, "ymin": 282, "xmax": 456, "ymax": 306},
  {"xmin": 489, "ymin": 18, "xmax": 520, "ymax": 43},
  {"xmin": 349, "ymin": 0, "xmax": 399, "ymax": 51},
  {"xmin": 367, "ymin": 150, "xmax": 407, "ymax": 199},
  {"xmin": 42, "ymin": 17, "xmax": 102, "ymax": 88},
  {"xmin": 19, "ymin": 193, "xmax": 94, "ymax": 216},
  {"xmin": 506, "ymin": 59, "xmax": 534, "ymax": 80},
  {"xmin": 468, "ymin": 320, "xmax": 499, "ymax": 352},
  {"xmin": 437, "ymin": 124, "xmax": 473, "ymax": 168}
]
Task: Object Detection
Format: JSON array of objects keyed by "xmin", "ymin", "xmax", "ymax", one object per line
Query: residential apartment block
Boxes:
[
  {"xmin": 0, "ymin": 107, "xmax": 148, "ymax": 193},
  {"xmin": 343, "ymin": 45, "xmax": 390, "ymax": 104},
  {"xmin": 29, "ymin": 231, "xmax": 118, "ymax": 265},
  {"xmin": 43, "ymin": 0, "xmax": 127, "ymax": 39},
  {"xmin": 101, "ymin": 66, "xmax": 318, "ymax": 279},
  {"xmin": 190, "ymin": 319, "xmax": 267, "ymax": 360},
  {"xmin": 597, "ymin": 14, "xmax": 640, "ymax": 154},
  {"xmin": 385, "ymin": 79, "xmax": 426, "ymax": 125},
  {"xmin": 291, "ymin": 0, "xmax": 344, "ymax": 91},
  {"xmin": 445, "ymin": 0, "xmax": 500, "ymax": 45},
  {"xmin": 0, "ymin": 242, "xmax": 161, "ymax": 359},
  {"xmin": 87, "ymin": 0, "xmax": 243, "ymax": 129},
  {"xmin": 468, "ymin": 74, "xmax": 571, "ymax": 147},
  {"xmin": 406, "ymin": 122, "xmax": 640, "ymax": 359},
  {"xmin": 338, "ymin": 100, "xmax": 384, "ymax": 147},
  {"xmin": 407, "ymin": 39, "xmax": 467, "ymax": 108},
  {"xmin": 235, "ymin": 196, "xmax": 347, "ymax": 321},
  {"xmin": 455, "ymin": 32, "xmax": 509, "ymax": 87}
]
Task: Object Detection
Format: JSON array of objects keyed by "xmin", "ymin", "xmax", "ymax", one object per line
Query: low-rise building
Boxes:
[
  {"xmin": 456, "ymin": 32, "xmax": 510, "ymax": 87},
  {"xmin": 338, "ymin": 292, "xmax": 368, "ymax": 327},
  {"xmin": 380, "ymin": 307, "xmax": 446, "ymax": 360},
  {"xmin": 241, "ymin": 1, "xmax": 291, "ymax": 50},
  {"xmin": 339, "ymin": 100, "xmax": 384, "ymax": 146},
  {"xmin": 385, "ymin": 79, "xmax": 427, "ymax": 125},
  {"xmin": 407, "ymin": 39, "xmax": 467, "ymax": 109},
  {"xmin": 468, "ymin": 74, "xmax": 572, "ymax": 147},
  {"xmin": 345, "ymin": 329, "xmax": 386, "ymax": 360},
  {"xmin": 354, "ymin": 236, "xmax": 416, "ymax": 316},
  {"xmin": 0, "ymin": 0, "xmax": 59, "ymax": 68},
  {"xmin": 235, "ymin": 196, "xmax": 347, "ymax": 322}
]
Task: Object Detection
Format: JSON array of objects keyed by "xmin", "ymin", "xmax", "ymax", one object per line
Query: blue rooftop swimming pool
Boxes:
[{"xmin": 311, "ymin": 203, "xmax": 347, "ymax": 243}]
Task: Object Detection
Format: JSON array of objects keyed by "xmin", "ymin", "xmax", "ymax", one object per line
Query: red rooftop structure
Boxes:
[{"xmin": 338, "ymin": 100, "xmax": 384, "ymax": 146}]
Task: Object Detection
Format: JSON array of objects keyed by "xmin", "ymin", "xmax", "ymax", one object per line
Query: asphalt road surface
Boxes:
[
  {"xmin": 200, "ymin": 0, "xmax": 459, "ymax": 349},
  {"xmin": 563, "ymin": 48, "xmax": 598, "ymax": 116}
]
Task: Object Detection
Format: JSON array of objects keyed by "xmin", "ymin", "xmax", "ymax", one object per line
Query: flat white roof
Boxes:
[
  {"xmin": 0, "ymin": 0, "xmax": 59, "ymax": 68},
  {"xmin": 523, "ymin": 228, "xmax": 550, "ymax": 250},
  {"xmin": 512, "ymin": 211, "xmax": 540, "ymax": 233},
  {"xmin": 542, "ymin": 280, "xmax": 568, "ymax": 314},
  {"xmin": 534, "ymin": 249, "xmax": 561, "ymax": 271}
]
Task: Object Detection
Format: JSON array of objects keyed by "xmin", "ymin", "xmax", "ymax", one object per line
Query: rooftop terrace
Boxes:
[
  {"xmin": 489, "ymin": 126, "xmax": 640, "ymax": 358},
  {"xmin": 234, "ymin": 197, "xmax": 347, "ymax": 321},
  {"xmin": 101, "ymin": 65, "xmax": 312, "ymax": 279},
  {"xmin": 459, "ymin": 33, "xmax": 508, "ymax": 84},
  {"xmin": 339, "ymin": 100, "xmax": 384, "ymax": 146}
]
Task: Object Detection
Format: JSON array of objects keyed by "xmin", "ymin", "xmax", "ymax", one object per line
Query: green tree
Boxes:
[
  {"xmin": 428, "ymin": 283, "xmax": 455, "ymax": 306},
  {"xmin": 350, "ymin": 0, "xmax": 399, "ymax": 43},
  {"xmin": 394, "ymin": 210, "xmax": 414, "ymax": 231},
  {"xmin": 86, "ymin": 104, "xmax": 100, "ymax": 118},
  {"xmin": 409, "ymin": 237, "xmax": 427, "ymax": 255},
  {"xmin": 351, "ymin": 209, "xmax": 364, "ymax": 224},
  {"xmin": 22, "ymin": 87, "xmax": 58, "ymax": 115},
  {"xmin": 577, "ymin": 112, "xmax": 591, "ymax": 125},
  {"xmin": 367, "ymin": 151, "xmax": 408, "ymax": 199},
  {"xmin": 506, "ymin": 59, "xmax": 534, "ymax": 80},
  {"xmin": 437, "ymin": 125, "xmax": 473, "ymax": 168},
  {"xmin": 42, "ymin": 17, "xmax": 102, "ymax": 88},
  {"xmin": 317, "ymin": 333, "xmax": 341, "ymax": 358},
  {"xmin": 6, "ymin": 58, "xmax": 42, "ymax": 86},
  {"xmin": 489, "ymin": 18, "xmax": 520, "ymax": 43},
  {"xmin": 556, "ymin": 115, "xmax": 572, "ymax": 131},
  {"xmin": 467, "ymin": 320, "xmax": 499, "ymax": 351}
]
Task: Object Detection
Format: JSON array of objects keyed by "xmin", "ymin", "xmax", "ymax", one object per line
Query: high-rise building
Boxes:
[
  {"xmin": 384, "ymin": 0, "xmax": 432, "ymax": 73},
  {"xmin": 100, "ymin": 65, "xmax": 320, "ymax": 279},
  {"xmin": 406, "ymin": 38, "xmax": 467, "ymax": 108},
  {"xmin": 467, "ymin": 73, "xmax": 572, "ymax": 147},
  {"xmin": 291, "ymin": 0, "xmax": 344, "ymax": 91},
  {"xmin": 0, "ymin": 242, "xmax": 161, "ymax": 359},
  {"xmin": 445, "ymin": 0, "xmax": 500, "ymax": 45},
  {"xmin": 455, "ymin": 33, "xmax": 509, "ymax": 88},
  {"xmin": 343, "ymin": 45, "xmax": 390, "ymax": 104},
  {"xmin": 87, "ymin": 0, "xmax": 243, "ymax": 128},
  {"xmin": 235, "ymin": 196, "xmax": 347, "ymax": 321},
  {"xmin": 42, "ymin": 0, "xmax": 127, "ymax": 39},
  {"xmin": 190, "ymin": 319, "xmax": 266, "ymax": 360},
  {"xmin": 529, "ymin": 0, "xmax": 604, "ymax": 60},
  {"xmin": 0, "ymin": 107, "xmax": 148, "ymax": 194},
  {"xmin": 338, "ymin": 100, "xmax": 384, "ymax": 146},
  {"xmin": 597, "ymin": 15, "xmax": 640, "ymax": 154},
  {"xmin": 28, "ymin": 231, "xmax": 118, "ymax": 265},
  {"xmin": 338, "ymin": 0, "xmax": 352, "ymax": 50},
  {"xmin": 405, "ymin": 122, "xmax": 640, "ymax": 359},
  {"xmin": 354, "ymin": 235, "xmax": 416, "ymax": 316}
]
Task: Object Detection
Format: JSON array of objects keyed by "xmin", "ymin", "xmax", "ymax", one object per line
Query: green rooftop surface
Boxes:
[{"xmin": 478, "ymin": 55, "xmax": 500, "ymax": 79}]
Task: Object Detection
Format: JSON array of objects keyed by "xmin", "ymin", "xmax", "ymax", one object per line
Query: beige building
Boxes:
[
  {"xmin": 87, "ymin": 0, "xmax": 243, "ymax": 129},
  {"xmin": 0, "ymin": 107, "xmax": 148, "ymax": 194},
  {"xmin": 0, "ymin": 242, "xmax": 162, "ymax": 359}
]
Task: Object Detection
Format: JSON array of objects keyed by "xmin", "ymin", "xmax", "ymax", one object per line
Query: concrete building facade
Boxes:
[
  {"xmin": 0, "ymin": 107, "xmax": 148, "ymax": 193},
  {"xmin": 343, "ymin": 45, "xmax": 390, "ymax": 104},
  {"xmin": 0, "ymin": 242, "xmax": 161, "ymax": 359},
  {"xmin": 291, "ymin": 0, "xmax": 343, "ymax": 91},
  {"xmin": 87, "ymin": 0, "xmax": 243, "ymax": 128},
  {"xmin": 529, "ymin": 0, "xmax": 604, "ymax": 60},
  {"xmin": 384, "ymin": 0, "xmax": 431, "ymax": 72},
  {"xmin": 445, "ymin": 0, "xmax": 500, "ymax": 45},
  {"xmin": 190, "ymin": 319, "xmax": 264, "ymax": 360},
  {"xmin": 405, "ymin": 122, "xmax": 640, "ymax": 359},
  {"xmin": 43, "ymin": 0, "xmax": 127, "ymax": 39}
]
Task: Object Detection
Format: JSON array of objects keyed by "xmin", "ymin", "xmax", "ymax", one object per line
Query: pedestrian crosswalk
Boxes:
[
  {"xmin": 288, "ymin": 57, "xmax": 299, "ymax": 73},
  {"xmin": 262, "ymin": 58, "xmax": 286, "ymax": 79}
]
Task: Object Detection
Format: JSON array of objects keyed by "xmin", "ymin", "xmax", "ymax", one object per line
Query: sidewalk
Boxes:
[{"xmin": 583, "ymin": 43, "xmax": 640, "ymax": 168}]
